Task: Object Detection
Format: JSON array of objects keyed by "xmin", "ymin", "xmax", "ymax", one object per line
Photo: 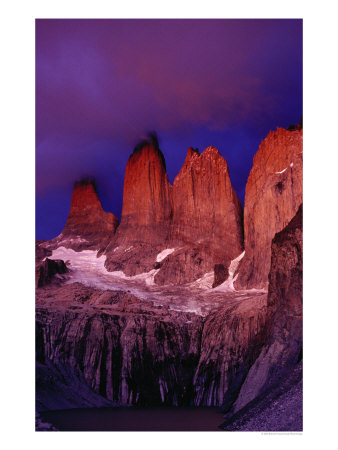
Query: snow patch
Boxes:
[
  {"xmin": 275, "ymin": 162, "xmax": 294, "ymax": 174},
  {"xmin": 126, "ymin": 269, "xmax": 160, "ymax": 286},
  {"xmin": 275, "ymin": 168, "xmax": 287, "ymax": 174},
  {"xmin": 190, "ymin": 272, "xmax": 214, "ymax": 290},
  {"xmin": 58, "ymin": 236, "xmax": 89, "ymax": 244},
  {"xmin": 211, "ymin": 251, "xmax": 245, "ymax": 292},
  {"xmin": 156, "ymin": 248, "xmax": 176, "ymax": 262},
  {"xmin": 49, "ymin": 246, "xmax": 159, "ymax": 288}
]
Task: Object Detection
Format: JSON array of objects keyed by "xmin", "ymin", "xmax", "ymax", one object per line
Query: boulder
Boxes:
[{"xmin": 37, "ymin": 258, "xmax": 68, "ymax": 288}]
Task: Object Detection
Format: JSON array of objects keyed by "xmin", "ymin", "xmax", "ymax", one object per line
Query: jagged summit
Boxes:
[
  {"xmin": 203, "ymin": 145, "xmax": 221, "ymax": 155},
  {"xmin": 183, "ymin": 146, "xmax": 199, "ymax": 164},
  {"xmin": 69, "ymin": 179, "xmax": 100, "ymax": 209},
  {"xmin": 47, "ymin": 178, "xmax": 119, "ymax": 252},
  {"xmin": 154, "ymin": 144, "xmax": 243, "ymax": 285},
  {"xmin": 120, "ymin": 135, "xmax": 172, "ymax": 230},
  {"xmin": 130, "ymin": 132, "xmax": 167, "ymax": 170},
  {"xmin": 103, "ymin": 140, "xmax": 244, "ymax": 283}
]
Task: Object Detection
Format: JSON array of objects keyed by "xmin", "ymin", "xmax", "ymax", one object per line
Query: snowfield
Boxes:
[{"xmin": 47, "ymin": 247, "xmax": 265, "ymax": 316}]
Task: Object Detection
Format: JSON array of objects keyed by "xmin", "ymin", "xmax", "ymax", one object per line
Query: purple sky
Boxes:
[{"xmin": 36, "ymin": 19, "xmax": 302, "ymax": 240}]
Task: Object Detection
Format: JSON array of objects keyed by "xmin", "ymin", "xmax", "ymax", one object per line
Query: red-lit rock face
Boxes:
[
  {"xmin": 105, "ymin": 143, "xmax": 244, "ymax": 283},
  {"xmin": 154, "ymin": 146, "xmax": 243, "ymax": 285},
  {"xmin": 119, "ymin": 143, "xmax": 172, "ymax": 242},
  {"xmin": 235, "ymin": 127, "xmax": 303, "ymax": 290},
  {"xmin": 104, "ymin": 142, "xmax": 173, "ymax": 275},
  {"xmin": 55, "ymin": 180, "xmax": 119, "ymax": 251},
  {"xmin": 172, "ymin": 146, "xmax": 243, "ymax": 256}
]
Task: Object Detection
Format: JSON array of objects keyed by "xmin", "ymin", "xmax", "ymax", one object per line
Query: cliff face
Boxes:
[
  {"xmin": 171, "ymin": 146, "xmax": 243, "ymax": 255},
  {"xmin": 48, "ymin": 180, "xmax": 119, "ymax": 252},
  {"xmin": 104, "ymin": 139, "xmax": 173, "ymax": 276},
  {"xmin": 154, "ymin": 147, "xmax": 243, "ymax": 285},
  {"xmin": 36, "ymin": 258, "xmax": 68, "ymax": 288},
  {"xmin": 232, "ymin": 205, "xmax": 303, "ymax": 414},
  {"xmin": 193, "ymin": 293, "xmax": 267, "ymax": 407},
  {"xmin": 117, "ymin": 141, "xmax": 172, "ymax": 242},
  {"xmin": 104, "ymin": 143, "xmax": 244, "ymax": 284},
  {"xmin": 36, "ymin": 282, "xmax": 267, "ymax": 409},
  {"xmin": 36, "ymin": 289, "xmax": 203, "ymax": 407},
  {"xmin": 235, "ymin": 127, "xmax": 302, "ymax": 290}
]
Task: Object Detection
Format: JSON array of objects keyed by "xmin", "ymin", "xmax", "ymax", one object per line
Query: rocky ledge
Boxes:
[{"xmin": 36, "ymin": 280, "xmax": 267, "ymax": 410}]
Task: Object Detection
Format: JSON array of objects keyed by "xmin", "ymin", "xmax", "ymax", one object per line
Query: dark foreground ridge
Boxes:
[{"xmin": 221, "ymin": 363, "xmax": 302, "ymax": 431}]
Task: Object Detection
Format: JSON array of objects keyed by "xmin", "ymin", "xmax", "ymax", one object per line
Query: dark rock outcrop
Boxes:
[
  {"xmin": 221, "ymin": 363, "xmax": 302, "ymax": 431},
  {"xmin": 36, "ymin": 290, "xmax": 203, "ymax": 406},
  {"xmin": 235, "ymin": 127, "xmax": 302, "ymax": 290},
  {"xmin": 36, "ymin": 285, "xmax": 268, "ymax": 409},
  {"xmin": 193, "ymin": 293, "xmax": 267, "ymax": 407},
  {"xmin": 36, "ymin": 360, "xmax": 116, "ymax": 412},
  {"xmin": 212, "ymin": 264, "xmax": 229, "ymax": 288},
  {"xmin": 36, "ymin": 258, "xmax": 68, "ymax": 288},
  {"xmin": 232, "ymin": 204, "xmax": 303, "ymax": 414}
]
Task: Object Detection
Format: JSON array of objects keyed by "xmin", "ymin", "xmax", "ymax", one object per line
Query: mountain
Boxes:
[
  {"xmin": 154, "ymin": 146, "xmax": 243, "ymax": 285},
  {"xmin": 104, "ymin": 141, "xmax": 244, "ymax": 285},
  {"xmin": 171, "ymin": 146, "xmax": 243, "ymax": 254},
  {"xmin": 235, "ymin": 125, "xmax": 303, "ymax": 289},
  {"xmin": 36, "ymin": 201, "xmax": 301, "ymax": 415},
  {"xmin": 103, "ymin": 136, "xmax": 172, "ymax": 276},
  {"xmin": 48, "ymin": 179, "xmax": 119, "ymax": 251},
  {"xmin": 36, "ymin": 127, "xmax": 303, "ymax": 431}
]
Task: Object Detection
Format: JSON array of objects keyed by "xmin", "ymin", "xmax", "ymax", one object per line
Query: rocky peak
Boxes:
[
  {"xmin": 120, "ymin": 137, "xmax": 172, "ymax": 230},
  {"xmin": 69, "ymin": 179, "xmax": 102, "ymax": 211},
  {"xmin": 183, "ymin": 147, "xmax": 200, "ymax": 165},
  {"xmin": 103, "ymin": 136, "xmax": 173, "ymax": 274},
  {"xmin": 235, "ymin": 126, "xmax": 303, "ymax": 290},
  {"xmin": 203, "ymin": 145, "xmax": 222, "ymax": 157},
  {"xmin": 177, "ymin": 146, "xmax": 228, "ymax": 176},
  {"xmin": 171, "ymin": 145, "xmax": 242, "ymax": 252},
  {"xmin": 153, "ymin": 145, "xmax": 244, "ymax": 285},
  {"xmin": 104, "ymin": 141, "xmax": 244, "ymax": 283},
  {"xmin": 51, "ymin": 179, "xmax": 119, "ymax": 252}
]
